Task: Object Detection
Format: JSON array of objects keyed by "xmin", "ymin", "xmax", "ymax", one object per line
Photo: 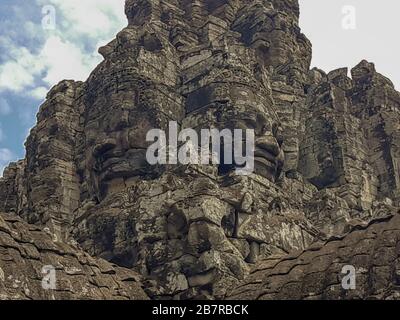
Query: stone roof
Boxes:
[
  {"xmin": 0, "ymin": 212, "xmax": 148, "ymax": 300},
  {"xmin": 228, "ymin": 212, "xmax": 400, "ymax": 300}
]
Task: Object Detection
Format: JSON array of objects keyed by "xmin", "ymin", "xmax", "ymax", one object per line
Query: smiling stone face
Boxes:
[
  {"xmin": 182, "ymin": 41, "xmax": 284, "ymax": 181},
  {"xmin": 205, "ymin": 104, "xmax": 285, "ymax": 181},
  {"xmin": 82, "ymin": 25, "xmax": 185, "ymax": 201},
  {"xmin": 75, "ymin": 0, "xmax": 318, "ymax": 299},
  {"xmin": 86, "ymin": 92, "xmax": 163, "ymax": 198},
  {"xmin": 82, "ymin": 5, "xmax": 288, "ymax": 202},
  {"xmin": 63, "ymin": 0, "xmax": 312, "ymax": 299},
  {"xmin": 85, "ymin": 85, "xmax": 186, "ymax": 200}
]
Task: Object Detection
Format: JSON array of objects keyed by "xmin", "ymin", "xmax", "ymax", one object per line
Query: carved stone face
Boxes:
[
  {"xmin": 183, "ymin": 53, "xmax": 284, "ymax": 181},
  {"xmin": 232, "ymin": 3, "xmax": 275, "ymax": 64},
  {"xmin": 232, "ymin": 1, "xmax": 310, "ymax": 76},
  {"xmin": 66, "ymin": 0, "xmax": 321, "ymax": 301},
  {"xmin": 215, "ymin": 106, "xmax": 284, "ymax": 181},
  {"xmin": 299, "ymin": 116, "xmax": 344, "ymax": 189},
  {"xmin": 83, "ymin": 25, "xmax": 184, "ymax": 200},
  {"xmin": 85, "ymin": 90, "xmax": 169, "ymax": 200}
]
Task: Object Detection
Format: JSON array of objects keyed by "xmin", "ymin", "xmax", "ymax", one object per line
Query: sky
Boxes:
[
  {"xmin": 299, "ymin": 0, "xmax": 400, "ymax": 88},
  {"xmin": 0, "ymin": 0, "xmax": 399, "ymax": 175}
]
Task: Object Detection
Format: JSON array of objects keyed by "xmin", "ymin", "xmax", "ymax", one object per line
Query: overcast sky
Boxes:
[
  {"xmin": 0, "ymin": 0, "xmax": 399, "ymax": 174},
  {"xmin": 299, "ymin": 0, "xmax": 400, "ymax": 88}
]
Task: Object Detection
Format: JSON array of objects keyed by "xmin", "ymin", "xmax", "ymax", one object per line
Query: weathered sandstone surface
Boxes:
[
  {"xmin": 0, "ymin": 0, "xmax": 399, "ymax": 299},
  {"xmin": 0, "ymin": 211, "xmax": 148, "ymax": 300}
]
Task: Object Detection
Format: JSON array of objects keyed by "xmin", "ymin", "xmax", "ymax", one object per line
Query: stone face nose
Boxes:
[{"xmin": 255, "ymin": 134, "xmax": 281, "ymax": 157}]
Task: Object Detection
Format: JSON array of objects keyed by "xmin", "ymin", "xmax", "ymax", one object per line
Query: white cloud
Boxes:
[
  {"xmin": 0, "ymin": 0, "xmax": 126, "ymax": 97},
  {"xmin": 29, "ymin": 86, "xmax": 48, "ymax": 100},
  {"xmin": 0, "ymin": 45, "xmax": 45, "ymax": 92},
  {"xmin": 40, "ymin": 36, "xmax": 99, "ymax": 85},
  {"xmin": 0, "ymin": 148, "xmax": 14, "ymax": 177},
  {"xmin": 39, "ymin": 0, "xmax": 126, "ymax": 39},
  {"xmin": 0, "ymin": 61, "xmax": 35, "ymax": 92}
]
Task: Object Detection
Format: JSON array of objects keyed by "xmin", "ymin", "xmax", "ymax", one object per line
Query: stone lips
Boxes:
[{"xmin": 0, "ymin": 0, "xmax": 399, "ymax": 300}]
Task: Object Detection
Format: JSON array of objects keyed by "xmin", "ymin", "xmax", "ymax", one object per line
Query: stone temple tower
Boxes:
[{"xmin": 0, "ymin": 0, "xmax": 399, "ymax": 299}]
